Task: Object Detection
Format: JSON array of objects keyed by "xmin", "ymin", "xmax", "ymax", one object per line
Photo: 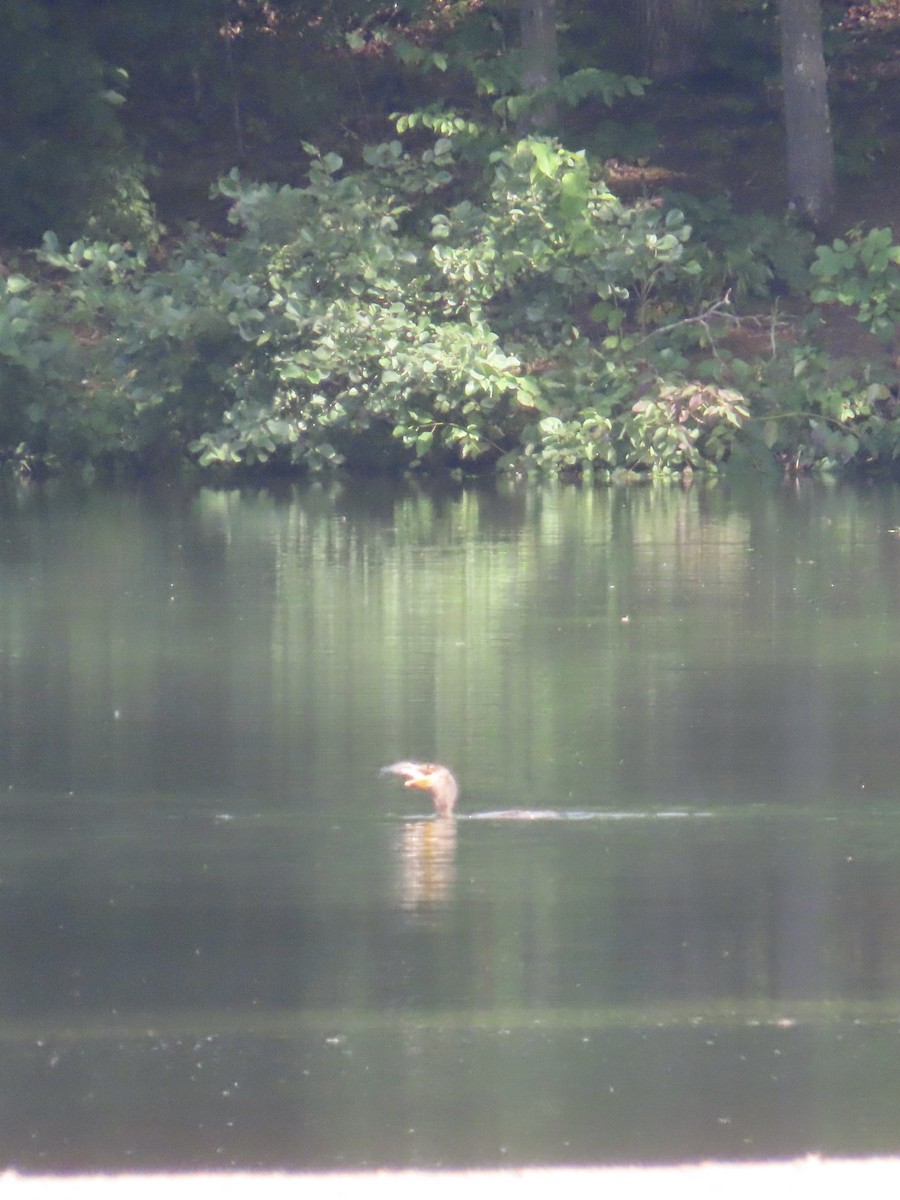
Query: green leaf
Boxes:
[
  {"xmin": 559, "ymin": 170, "xmax": 589, "ymax": 221},
  {"xmin": 529, "ymin": 140, "xmax": 558, "ymax": 180}
]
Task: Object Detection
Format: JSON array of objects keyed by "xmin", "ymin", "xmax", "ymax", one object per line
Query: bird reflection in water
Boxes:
[
  {"xmin": 395, "ymin": 816, "xmax": 457, "ymax": 911},
  {"xmin": 382, "ymin": 761, "xmax": 458, "ymax": 911}
]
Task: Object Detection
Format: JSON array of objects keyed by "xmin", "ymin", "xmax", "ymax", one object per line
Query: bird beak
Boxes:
[{"xmin": 404, "ymin": 776, "xmax": 433, "ymax": 790}]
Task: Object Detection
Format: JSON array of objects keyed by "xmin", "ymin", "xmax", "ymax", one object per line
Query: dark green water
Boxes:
[{"xmin": 2, "ymin": 476, "xmax": 900, "ymax": 1170}]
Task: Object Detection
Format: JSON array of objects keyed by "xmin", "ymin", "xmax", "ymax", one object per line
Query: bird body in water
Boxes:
[
  {"xmin": 381, "ymin": 761, "xmax": 583, "ymax": 820},
  {"xmin": 381, "ymin": 761, "xmax": 459, "ymax": 817},
  {"xmin": 382, "ymin": 763, "xmax": 706, "ymax": 822}
]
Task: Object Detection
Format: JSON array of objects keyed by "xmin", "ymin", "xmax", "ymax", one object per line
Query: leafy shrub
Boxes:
[
  {"xmin": 745, "ymin": 339, "xmax": 898, "ymax": 474},
  {"xmin": 184, "ymin": 136, "xmax": 713, "ymax": 475},
  {"xmin": 6, "ymin": 131, "xmax": 900, "ymax": 481},
  {"xmin": 672, "ymin": 192, "xmax": 816, "ymax": 301},
  {"xmin": 811, "ymin": 227, "xmax": 900, "ymax": 343},
  {"xmin": 621, "ymin": 383, "xmax": 750, "ymax": 473}
]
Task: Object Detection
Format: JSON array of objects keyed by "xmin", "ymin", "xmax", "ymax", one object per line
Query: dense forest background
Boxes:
[{"xmin": 1, "ymin": 0, "xmax": 900, "ymax": 479}]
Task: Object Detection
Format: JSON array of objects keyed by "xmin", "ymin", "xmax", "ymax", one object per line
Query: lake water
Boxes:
[{"xmin": 2, "ymin": 475, "xmax": 900, "ymax": 1171}]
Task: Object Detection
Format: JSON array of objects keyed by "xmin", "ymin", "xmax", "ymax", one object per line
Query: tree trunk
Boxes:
[
  {"xmin": 520, "ymin": 0, "xmax": 558, "ymax": 131},
  {"xmin": 778, "ymin": 0, "xmax": 834, "ymax": 230},
  {"xmin": 635, "ymin": 0, "xmax": 711, "ymax": 81}
]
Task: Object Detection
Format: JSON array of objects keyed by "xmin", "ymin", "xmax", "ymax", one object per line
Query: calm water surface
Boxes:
[{"xmin": 2, "ymin": 476, "xmax": 900, "ymax": 1170}]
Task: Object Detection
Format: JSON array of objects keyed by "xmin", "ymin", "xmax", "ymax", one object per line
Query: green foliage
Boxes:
[
  {"xmin": 83, "ymin": 163, "xmax": 165, "ymax": 248},
  {"xmin": 383, "ymin": 1, "xmax": 651, "ymax": 166},
  {"xmin": 0, "ymin": 132, "xmax": 752, "ymax": 478},
  {"xmin": 6, "ymin": 128, "xmax": 900, "ymax": 483},
  {"xmin": 0, "ymin": 0, "xmax": 157, "ymax": 245},
  {"xmin": 0, "ymin": 251, "xmax": 138, "ymax": 469},
  {"xmin": 645, "ymin": 221, "xmax": 900, "ymax": 478},
  {"xmin": 494, "ymin": 68, "xmax": 648, "ymax": 128},
  {"xmin": 430, "ymin": 140, "xmax": 694, "ymax": 334},
  {"xmin": 705, "ymin": 328, "xmax": 900, "ymax": 477},
  {"xmin": 672, "ymin": 192, "xmax": 816, "ymax": 300},
  {"xmin": 811, "ymin": 227, "xmax": 900, "ymax": 343},
  {"xmin": 521, "ymin": 409, "xmax": 616, "ymax": 476},
  {"xmin": 187, "ymin": 135, "xmax": 727, "ymax": 476},
  {"xmin": 622, "ymin": 383, "xmax": 750, "ymax": 473}
]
